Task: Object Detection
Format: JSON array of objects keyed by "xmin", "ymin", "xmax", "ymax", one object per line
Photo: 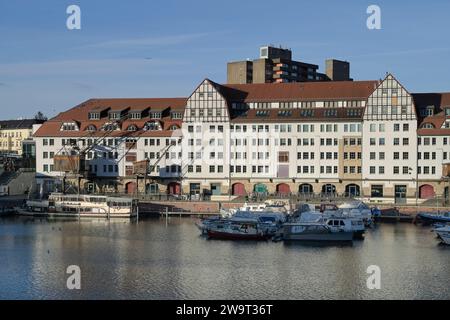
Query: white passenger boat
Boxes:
[
  {"xmin": 434, "ymin": 225, "xmax": 450, "ymax": 245},
  {"xmin": 15, "ymin": 193, "xmax": 138, "ymax": 219}
]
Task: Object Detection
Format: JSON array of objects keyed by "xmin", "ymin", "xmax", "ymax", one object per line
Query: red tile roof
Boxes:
[
  {"xmin": 213, "ymin": 80, "xmax": 379, "ymax": 102},
  {"xmin": 34, "ymin": 98, "xmax": 187, "ymax": 137},
  {"xmin": 413, "ymin": 93, "xmax": 450, "ymax": 136}
]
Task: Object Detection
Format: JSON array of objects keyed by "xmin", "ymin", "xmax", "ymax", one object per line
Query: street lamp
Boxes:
[{"xmin": 408, "ymin": 166, "xmax": 418, "ymax": 210}]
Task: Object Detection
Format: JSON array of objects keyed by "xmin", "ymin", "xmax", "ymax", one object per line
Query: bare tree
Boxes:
[{"xmin": 34, "ymin": 111, "xmax": 48, "ymax": 121}]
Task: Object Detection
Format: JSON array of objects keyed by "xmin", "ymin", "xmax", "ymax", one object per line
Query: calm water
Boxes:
[{"xmin": 0, "ymin": 216, "xmax": 449, "ymax": 300}]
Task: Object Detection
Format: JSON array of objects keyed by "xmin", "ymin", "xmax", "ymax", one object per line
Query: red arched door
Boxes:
[
  {"xmin": 277, "ymin": 183, "xmax": 291, "ymax": 195},
  {"xmin": 419, "ymin": 185, "xmax": 435, "ymax": 199},
  {"xmin": 232, "ymin": 183, "xmax": 246, "ymax": 196},
  {"xmin": 125, "ymin": 182, "xmax": 136, "ymax": 194},
  {"xmin": 167, "ymin": 182, "xmax": 181, "ymax": 195}
]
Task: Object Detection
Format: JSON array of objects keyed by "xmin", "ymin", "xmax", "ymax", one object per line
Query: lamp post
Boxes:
[{"xmin": 408, "ymin": 166, "xmax": 418, "ymax": 211}]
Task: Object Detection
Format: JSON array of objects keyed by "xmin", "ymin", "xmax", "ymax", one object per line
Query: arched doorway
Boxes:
[
  {"xmin": 146, "ymin": 183, "xmax": 159, "ymax": 194},
  {"xmin": 254, "ymin": 183, "xmax": 268, "ymax": 194},
  {"xmin": 299, "ymin": 184, "xmax": 313, "ymax": 194},
  {"xmin": 322, "ymin": 184, "xmax": 336, "ymax": 195},
  {"xmin": 232, "ymin": 183, "xmax": 246, "ymax": 196},
  {"xmin": 125, "ymin": 182, "xmax": 136, "ymax": 194},
  {"xmin": 345, "ymin": 184, "xmax": 360, "ymax": 197},
  {"xmin": 167, "ymin": 182, "xmax": 181, "ymax": 195},
  {"xmin": 419, "ymin": 184, "xmax": 435, "ymax": 199},
  {"xmin": 276, "ymin": 183, "xmax": 291, "ymax": 195}
]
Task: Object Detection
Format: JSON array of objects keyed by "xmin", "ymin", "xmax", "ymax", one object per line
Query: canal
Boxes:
[{"xmin": 0, "ymin": 216, "xmax": 449, "ymax": 299}]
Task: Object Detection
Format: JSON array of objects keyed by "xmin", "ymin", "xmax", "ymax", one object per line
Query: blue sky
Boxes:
[{"xmin": 1, "ymin": 0, "xmax": 450, "ymax": 119}]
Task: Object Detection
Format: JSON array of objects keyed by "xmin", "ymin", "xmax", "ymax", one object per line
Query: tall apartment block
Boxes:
[
  {"xmin": 326, "ymin": 59, "xmax": 351, "ymax": 81},
  {"xmin": 227, "ymin": 45, "xmax": 349, "ymax": 84}
]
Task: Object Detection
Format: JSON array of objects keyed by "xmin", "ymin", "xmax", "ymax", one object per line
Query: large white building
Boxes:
[{"xmin": 33, "ymin": 74, "xmax": 450, "ymax": 204}]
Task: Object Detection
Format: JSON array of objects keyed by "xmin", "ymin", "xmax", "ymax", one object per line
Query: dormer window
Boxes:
[
  {"xmin": 300, "ymin": 110, "xmax": 314, "ymax": 117},
  {"xmin": 171, "ymin": 112, "xmax": 183, "ymax": 119},
  {"xmin": 278, "ymin": 110, "xmax": 292, "ymax": 117},
  {"xmin": 130, "ymin": 112, "xmax": 141, "ymax": 120},
  {"xmin": 144, "ymin": 121, "xmax": 162, "ymax": 131},
  {"xmin": 150, "ymin": 112, "xmax": 162, "ymax": 119},
  {"xmin": 102, "ymin": 123, "xmax": 119, "ymax": 131},
  {"xmin": 420, "ymin": 105, "xmax": 435, "ymax": 117},
  {"xmin": 86, "ymin": 124, "xmax": 97, "ymax": 132},
  {"xmin": 88, "ymin": 112, "xmax": 100, "ymax": 120},
  {"xmin": 109, "ymin": 112, "xmax": 120, "ymax": 120},
  {"xmin": 324, "ymin": 109, "xmax": 338, "ymax": 117},
  {"xmin": 445, "ymin": 108, "xmax": 450, "ymax": 117},
  {"xmin": 421, "ymin": 123, "xmax": 435, "ymax": 129},
  {"xmin": 169, "ymin": 124, "xmax": 179, "ymax": 131},
  {"xmin": 127, "ymin": 124, "xmax": 138, "ymax": 131},
  {"xmin": 256, "ymin": 110, "xmax": 270, "ymax": 117},
  {"xmin": 61, "ymin": 122, "xmax": 79, "ymax": 131}
]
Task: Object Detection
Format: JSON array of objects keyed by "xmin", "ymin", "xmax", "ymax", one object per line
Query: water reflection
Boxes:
[{"xmin": 0, "ymin": 217, "xmax": 448, "ymax": 300}]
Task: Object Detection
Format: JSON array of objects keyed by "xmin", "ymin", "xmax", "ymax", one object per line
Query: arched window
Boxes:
[
  {"xmin": 421, "ymin": 123, "xmax": 435, "ymax": 129},
  {"xmin": 61, "ymin": 122, "xmax": 79, "ymax": 131},
  {"xmin": 127, "ymin": 124, "xmax": 138, "ymax": 131},
  {"xmin": 86, "ymin": 124, "xmax": 97, "ymax": 132},
  {"xmin": 102, "ymin": 123, "xmax": 118, "ymax": 131},
  {"xmin": 144, "ymin": 121, "xmax": 162, "ymax": 131}
]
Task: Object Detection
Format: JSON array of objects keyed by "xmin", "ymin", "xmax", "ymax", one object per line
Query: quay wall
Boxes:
[{"xmin": 139, "ymin": 200, "xmax": 448, "ymax": 215}]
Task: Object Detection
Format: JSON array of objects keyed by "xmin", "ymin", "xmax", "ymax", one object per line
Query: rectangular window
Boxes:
[
  {"xmin": 371, "ymin": 185, "xmax": 384, "ymax": 197},
  {"xmin": 278, "ymin": 152, "xmax": 289, "ymax": 163}
]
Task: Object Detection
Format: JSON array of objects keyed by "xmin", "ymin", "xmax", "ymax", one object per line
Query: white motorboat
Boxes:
[
  {"xmin": 434, "ymin": 225, "xmax": 450, "ymax": 245},
  {"xmin": 205, "ymin": 216, "xmax": 272, "ymax": 241},
  {"xmin": 282, "ymin": 221, "xmax": 353, "ymax": 242},
  {"xmin": 293, "ymin": 204, "xmax": 366, "ymax": 239},
  {"xmin": 228, "ymin": 201, "xmax": 288, "ymax": 216},
  {"xmin": 336, "ymin": 201, "xmax": 374, "ymax": 227},
  {"xmin": 15, "ymin": 193, "xmax": 138, "ymax": 219},
  {"xmin": 196, "ymin": 212, "xmax": 283, "ymax": 237}
]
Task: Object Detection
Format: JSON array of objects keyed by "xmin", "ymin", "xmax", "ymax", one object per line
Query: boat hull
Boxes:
[
  {"xmin": 417, "ymin": 213, "xmax": 450, "ymax": 223},
  {"xmin": 435, "ymin": 231, "xmax": 450, "ymax": 245},
  {"xmin": 283, "ymin": 231, "xmax": 354, "ymax": 242},
  {"xmin": 207, "ymin": 229, "xmax": 270, "ymax": 241},
  {"xmin": 14, "ymin": 207, "xmax": 135, "ymax": 219}
]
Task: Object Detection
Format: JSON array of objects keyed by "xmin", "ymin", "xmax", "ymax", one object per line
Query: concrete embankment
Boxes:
[{"xmin": 139, "ymin": 200, "xmax": 449, "ymax": 217}]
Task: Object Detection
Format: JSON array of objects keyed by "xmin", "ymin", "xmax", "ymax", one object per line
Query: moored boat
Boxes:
[
  {"xmin": 417, "ymin": 212, "xmax": 450, "ymax": 224},
  {"xmin": 15, "ymin": 193, "xmax": 138, "ymax": 219},
  {"xmin": 282, "ymin": 222, "xmax": 353, "ymax": 242},
  {"xmin": 433, "ymin": 225, "xmax": 450, "ymax": 245},
  {"xmin": 206, "ymin": 217, "xmax": 272, "ymax": 241},
  {"xmin": 292, "ymin": 204, "xmax": 366, "ymax": 239}
]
